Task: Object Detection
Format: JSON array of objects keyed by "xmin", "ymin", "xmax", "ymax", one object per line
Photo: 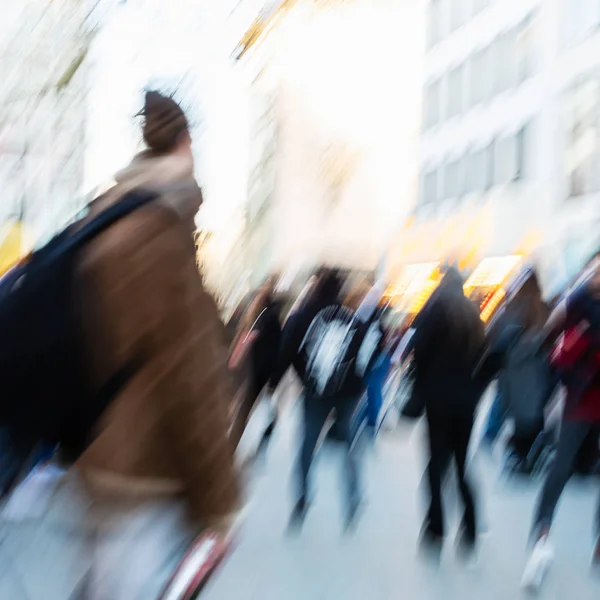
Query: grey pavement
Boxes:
[{"xmin": 204, "ymin": 394, "xmax": 600, "ymax": 600}]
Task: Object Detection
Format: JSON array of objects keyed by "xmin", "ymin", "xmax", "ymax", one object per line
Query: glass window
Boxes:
[
  {"xmin": 472, "ymin": 0, "xmax": 491, "ymax": 16},
  {"xmin": 423, "ymin": 79, "xmax": 441, "ymax": 129},
  {"xmin": 426, "ymin": 0, "xmax": 442, "ymax": 48},
  {"xmin": 422, "ymin": 168, "xmax": 439, "ymax": 203},
  {"xmin": 493, "ymin": 134, "xmax": 519, "ymax": 184},
  {"xmin": 465, "ymin": 147, "xmax": 489, "ymax": 193},
  {"xmin": 470, "ymin": 46, "xmax": 491, "ymax": 106},
  {"xmin": 564, "ymin": 76, "xmax": 600, "ymax": 197},
  {"xmin": 564, "ymin": 0, "xmax": 600, "ymax": 46},
  {"xmin": 446, "ymin": 65, "xmax": 464, "ymax": 119},
  {"xmin": 516, "ymin": 123, "xmax": 531, "ymax": 179},
  {"xmin": 493, "ymin": 31, "xmax": 518, "ymax": 94},
  {"xmin": 449, "ymin": 0, "xmax": 465, "ymax": 32},
  {"xmin": 516, "ymin": 16, "xmax": 535, "ymax": 82},
  {"xmin": 444, "ymin": 157, "xmax": 463, "ymax": 198}
]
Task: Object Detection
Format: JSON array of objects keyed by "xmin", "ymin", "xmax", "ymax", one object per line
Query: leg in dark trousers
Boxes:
[
  {"xmin": 333, "ymin": 396, "xmax": 363, "ymax": 519},
  {"xmin": 532, "ymin": 420, "xmax": 594, "ymax": 538},
  {"xmin": 424, "ymin": 412, "xmax": 450, "ymax": 539},
  {"xmin": 297, "ymin": 395, "xmax": 332, "ymax": 506},
  {"xmin": 231, "ymin": 369, "xmax": 270, "ymax": 448},
  {"xmin": 450, "ymin": 412, "xmax": 477, "ymax": 542}
]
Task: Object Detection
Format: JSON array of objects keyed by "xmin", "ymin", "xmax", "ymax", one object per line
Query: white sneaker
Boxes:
[{"xmin": 521, "ymin": 537, "xmax": 554, "ymax": 593}]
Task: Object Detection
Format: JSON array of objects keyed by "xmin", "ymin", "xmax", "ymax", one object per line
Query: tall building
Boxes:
[
  {"xmin": 235, "ymin": 0, "xmax": 423, "ymax": 287},
  {"xmin": 0, "ymin": 0, "xmax": 95, "ymax": 258},
  {"xmin": 414, "ymin": 0, "xmax": 600, "ymax": 295}
]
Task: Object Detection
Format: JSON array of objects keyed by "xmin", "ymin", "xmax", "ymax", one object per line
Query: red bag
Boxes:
[
  {"xmin": 228, "ymin": 330, "xmax": 258, "ymax": 371},
  {"xmin": 159, "ymin": 530, "xmax": 234, "ymax": 600}
]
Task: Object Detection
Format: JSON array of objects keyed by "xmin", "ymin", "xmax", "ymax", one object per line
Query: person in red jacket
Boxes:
[{"xmin": 522, "ymin": 254, "xmax": 600, "ymax": 590}]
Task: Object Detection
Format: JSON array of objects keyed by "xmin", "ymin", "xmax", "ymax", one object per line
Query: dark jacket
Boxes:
[
  {"xmin": 410, "ymin": 270, "xmax": 484, "ymax": 416},
  {"xmin": 493, "ymin": 323, "xmax": 554, "ymax": 430},
  {"xmin": 250, "ymin": 299, "xmax": 283, "ymax": 386},
  {"xmin": 271, "ymin": 297, "xmax": 329, "ymax": 388},
  {"xmin": 76, "ymin": 153, "xmax": 240, "ymax": 527}
]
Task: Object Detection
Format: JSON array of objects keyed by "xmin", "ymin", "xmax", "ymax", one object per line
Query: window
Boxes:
[
  {"xmin": 449, "ymin": 0, "xmax": 465, "ymax": 32},
  {"xmin": 465, "ymin": 147, "xmax": 490, "ymax": 193},
  {"xmin": 469, "ymin": 46, "xmax": 491, "ymax": 106},
  {"xmin": 426, "ymin": 0, "xmax": 442, "ymax": 48},
  {"xmin": 565, "ymin": 0, "xmax": 600, "ymax": 46},
  {"xmin": 516, "ymin": 122, "xmax": 531, "ymax": 179},
  {"xmin": 493, "ymin": 134, "xmax": 519, "ymax": 184},
  {"xmin": 443, "ymin": 157, "xmax": 463, "ymax": 198},
  {"xmin": 493, "ymin": 30, "xmax": 518, "ymax": 94},
  {"xmin": 516, "ymin": 16, "xmax": 535, "ymax": 82},
  {"xmin": 472, "ymin": 0, "xmax": 491, "ymax": 16},
  {"xmin": 422, "ymin": 168, "xmax": 439, "ymax": 203},
  {"xmin": 446, "ymin": 65, "xmax": 464, "ymax": 119},
  {"xmin": 564, "ymin": 76, "xmax": 600, "ymax": 197},
  {"xmin": 423, "ymin": 79, "xmax": 441, "ymax": 129}
]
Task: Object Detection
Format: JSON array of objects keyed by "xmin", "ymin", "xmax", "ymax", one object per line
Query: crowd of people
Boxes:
[{"xmin": 0, "ymin": 91, "xmax": 599, "ymax": 599}]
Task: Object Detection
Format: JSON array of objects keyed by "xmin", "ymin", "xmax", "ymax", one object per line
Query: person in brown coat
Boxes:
[{"xmin": 71, "ymin": 91, "xmax": 240, "ymax": 598}]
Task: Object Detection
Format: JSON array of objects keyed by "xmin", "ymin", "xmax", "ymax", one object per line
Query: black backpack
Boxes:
[
  {"xmin": 0, "ymin": 190, "xmax": 157, "ymax": 471},
  {"xmin": 300, "ymin": 305, "xmax": 374, "ymax": 399}
]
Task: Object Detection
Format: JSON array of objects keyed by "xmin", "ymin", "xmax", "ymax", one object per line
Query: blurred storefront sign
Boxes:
[
  {"xmin": 387, "ymin": 207, "xmax": 493, "ymax": 275},
  {"xmin": 0, "ymin": 220, "xmax": 30, "ymax": 277}
]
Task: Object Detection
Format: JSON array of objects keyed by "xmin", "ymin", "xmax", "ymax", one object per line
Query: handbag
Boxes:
[{"xmin": 159, "ymin": 530, "xmax": 234, "ymax": 600}]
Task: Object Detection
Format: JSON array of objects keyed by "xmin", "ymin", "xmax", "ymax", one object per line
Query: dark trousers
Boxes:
[
  {"xmin": 533, "ymin": 420, "xmax": 600, "ymax": 537},
  {"xmin": 483, "ymin": 393, "xmax": 506, "ymax": 444},
  {"xmin": 231, "ymin": 366, "xmax": 276, "ymax": 448},
  {"xmin": 509, "ymin": 420, "xmax": 545, "ymax": 461},
  {"xmin": 425, "ymin": 410, "xmax": 477, "ymax": 540},
  {"xmin": 298, "ymin": 394, "xmax": 362, "ymax": 511}
]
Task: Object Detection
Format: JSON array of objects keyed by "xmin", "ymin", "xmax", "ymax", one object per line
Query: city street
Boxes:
[{"xmin": 205, "ymin": 394, "xmax": 600, "ymax": 600}]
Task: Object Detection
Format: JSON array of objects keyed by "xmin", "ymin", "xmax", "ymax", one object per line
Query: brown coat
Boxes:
[{"xmin": 76, "ymin": 153, "xmax": 240, "ymax": 527}]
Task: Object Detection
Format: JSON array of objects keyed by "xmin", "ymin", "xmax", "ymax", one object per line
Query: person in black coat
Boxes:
[
  {"xmin": 410, "ymin": 267, "xmax": 486, "ymax": 559},
  {"xmin": 230, "ymin": 279, "xmax": 283, "ymax": 452},
  {"xmin": 271, "ymin": 268, "xmax": 365, "ymax": 531}
]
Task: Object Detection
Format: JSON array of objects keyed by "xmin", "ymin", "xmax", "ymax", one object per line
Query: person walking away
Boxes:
[
  {"xmin": 482, "ymin": 270, "xmax": 550, "ymax": 450},
  {"xmin": 271, "ymin": 269, "xmax": 368, "ymax": 532},
  {"xmin": 410, "ymin": 267, "xmax": 486, "ymax": 563},
  {"xmin": 488, "ymin": 270, "xmax": 555, "ymax": 472},
  {"xmin": 230, "ymin": 277, "xmax": 283, "ymax": 456},
  {"xmin": 70, "ymin": 91, "xmax": 240, "ymax": 598},
  {"xmin": 522, "ymin": 255, "xmax": 600, "ymax": 590}
]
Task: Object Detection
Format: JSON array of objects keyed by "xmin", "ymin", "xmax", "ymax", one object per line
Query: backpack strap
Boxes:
[{"xmin": 67, "ymin": 190, "xmax": 159, "ymax": 253}]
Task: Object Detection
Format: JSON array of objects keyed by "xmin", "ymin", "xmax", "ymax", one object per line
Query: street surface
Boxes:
[{"xmin": 205, "ymin": 391, "xmax": 600, "ymax": 600}]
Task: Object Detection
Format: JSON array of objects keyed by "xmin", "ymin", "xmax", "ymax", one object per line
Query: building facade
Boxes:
[
  {"xmin": 415, "ymin": 0, "xmax": 600, "ymax": 296},
  {"xmin": 0, "ymin": 0, "xmax": 95, "ymax": 260},
  {"xmin": 235, "ymin": 0, "xmax": 423, "ymax": 289}
]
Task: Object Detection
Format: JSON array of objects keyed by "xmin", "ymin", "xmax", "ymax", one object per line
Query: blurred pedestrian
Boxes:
[
  {"xmin": 272, "ymin": 268, "xmax": 367, "ymax": 532},
  {"xmin": 70, "ymin": 90, "xmax": 240, "ymax": 598},
  {"xmin": 523, "ymin": 255, "xmax": 600, "ymax": 589},
  {"xmin": 486, "ymin": 269, "xmax": 555, "ymax": 471},
  {"xmin": 230, "ymin": 276, "xmax": 283, "ymax": 457},
  {"xmin": 410, "ymin": 267, "xmax": 486, "ymax": 562}
]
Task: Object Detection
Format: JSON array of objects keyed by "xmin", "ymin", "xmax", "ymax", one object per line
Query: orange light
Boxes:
[{"xmin": 481, "ymin": 288, "xmax": 506, "ymax": 323}]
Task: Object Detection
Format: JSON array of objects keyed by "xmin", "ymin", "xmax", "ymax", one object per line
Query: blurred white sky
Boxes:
[{"xmin": 85, "ymin": 0, "xmax": 424, "ymax": 233}]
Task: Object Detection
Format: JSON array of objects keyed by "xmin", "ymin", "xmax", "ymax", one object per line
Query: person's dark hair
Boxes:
[
  {"xmin": 509, "ymin": 269, "xmax": 548, "ymax": 330},
  {"xmin": 312, "ymin": 267, "xmax": 344, "ymax": 308},
  {"xmin": 438, "ymin": 267, "xmax": 486, "ymax": 363},
  {"xmin": 137, "ymin": 90, "xmax": 189, "ymax": 155}
]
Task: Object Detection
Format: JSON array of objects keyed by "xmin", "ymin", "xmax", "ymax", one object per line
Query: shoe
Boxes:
[
  {"xmin": 521, "ymin": 534, "xmax": 554, "ymax": 592},
  {"xmin": 418, "ymin": 529, "xmax": 443, "ymax": 566},
  {"xmin": 456, "ymin": 529, "xmax": 478, "ymax": 569},
  {"xmin": 288, "ymin": 498, "xmax": 308, "ymax": 534},
  {"xmin": 592, "ymin": 537, "xmax": 600, "ymax": 571},
  {"xmin": 344, "ymin": 497, "xmax": 364, "ymax": 533}
]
